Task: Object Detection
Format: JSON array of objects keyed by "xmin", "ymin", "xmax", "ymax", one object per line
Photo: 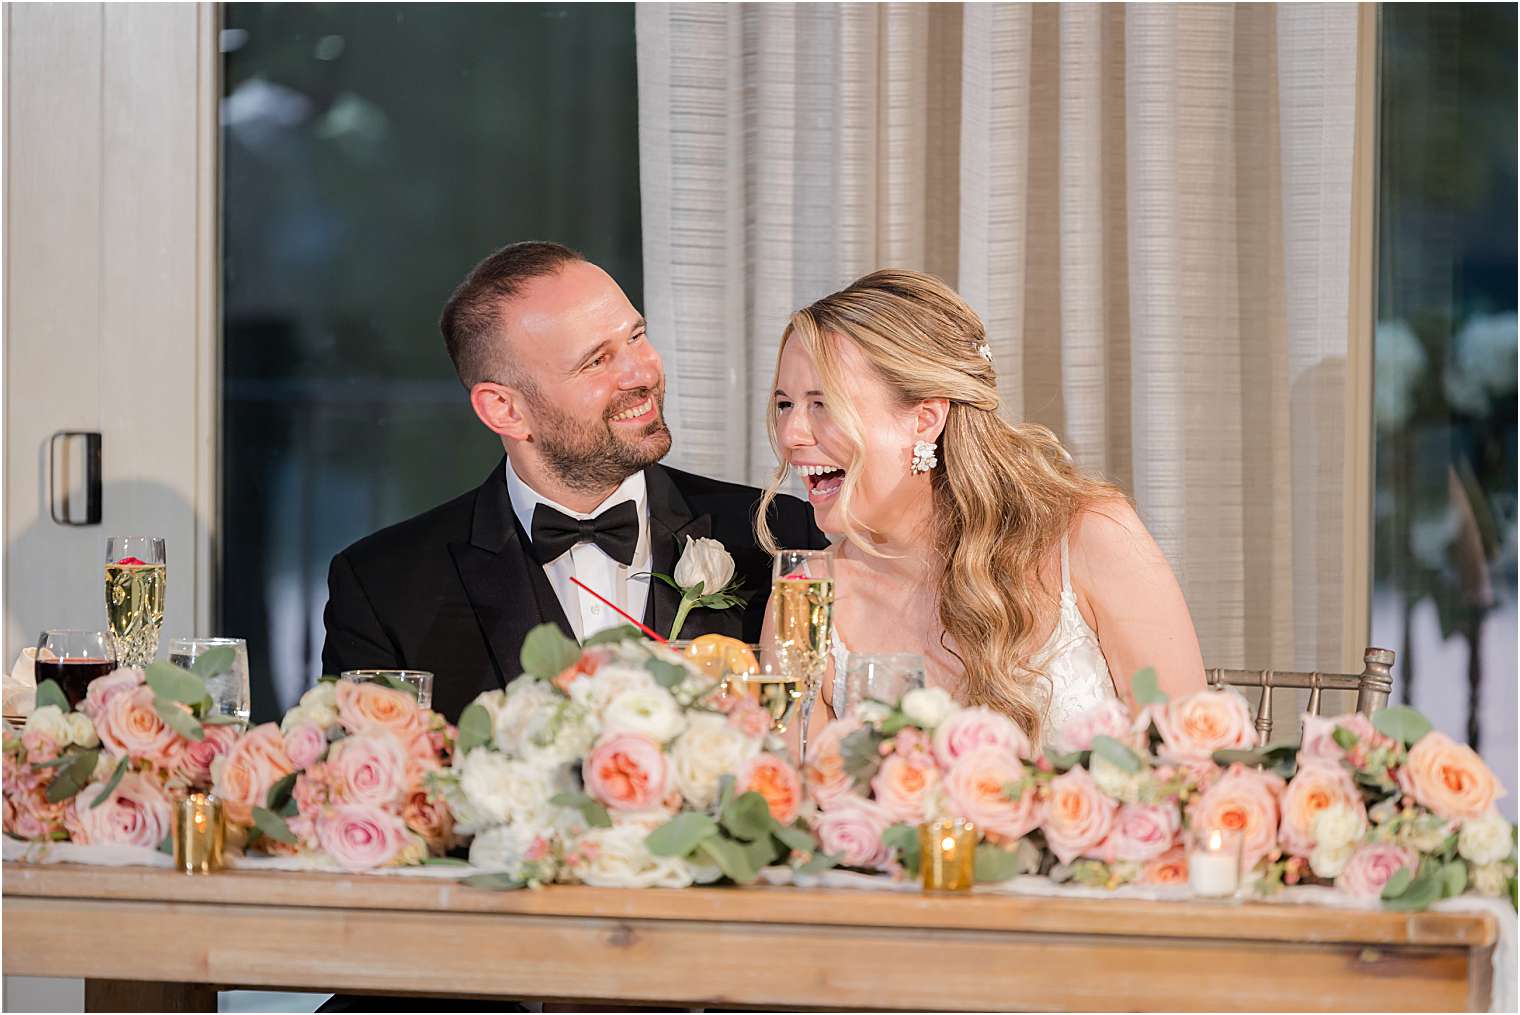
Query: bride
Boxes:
[{"xmin": 757, "ymin": 269, "xmax": 1207, "ymax": 744}]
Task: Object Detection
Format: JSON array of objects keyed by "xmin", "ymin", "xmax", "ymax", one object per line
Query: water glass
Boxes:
[
  {"xmin": 843, "ymin": 653, "xmax": 927, "ymax": 715},
  {"xmin": 342, "ymin": 669, "xmax": 434, "ymax": 709},
  {"xmin": 168, "ymin": 637, "xmax": 251, "ymax": 725}
]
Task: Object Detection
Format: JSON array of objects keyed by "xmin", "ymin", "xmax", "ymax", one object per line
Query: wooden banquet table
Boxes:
[{"xmin": 1, "ymin": 862, "xmax": 1498, "ymax": 1012}]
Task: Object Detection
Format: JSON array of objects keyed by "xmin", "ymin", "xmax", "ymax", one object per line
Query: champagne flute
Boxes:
[
  {"xmin": 35, "ymin": 629, "xmax": 118, "ymax": 709},
  {"xmin": 105, "ymin": 537, "xmax": 166, "ymax": 666},
  {"xmin": 770, "ymin": 549, "xmax": 835, "ymax": 760}
]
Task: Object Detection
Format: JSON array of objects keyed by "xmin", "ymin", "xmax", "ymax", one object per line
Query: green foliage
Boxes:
[
  {"xmin": 797, "ymin": 851, "xmax": 840, "ymax": 875},
  {"xmin": 719, "ymin": 791, "xmax": 773, "ymax": 843},
  {"xmin": 152, "ymin": 696, "xmax": 205, "ymax": 743},
  {"xmin": 840, "ymin": 728, "xmax": 883, "ymax": 788},
  {"xmin": 697, "ymin": 835, "xmax": 759, "ymax": 883},
  {"xmin": 44, "ymin": 749, "xmax": 100, "ymax": 803},
  {"xmin": 265, "ymin": 771, "xmax": 299, "ymax": 812},
  {"xmin": 645, "ymin": 812, "xmax": 719, "ymax": 857},
  {"xmin": 519, "ymin": 623, "xmax": 582, "ymax": 680},
  {"xmin": 33, "ymin": 680, "xmax": 68, "ymax": 713},
  {"xmin": 549, "ymin": 791, "xmax": 613, "ymax": 829},
  {"xmin": 583, "ymin": 625, "xmax": 643, "ymax": 647},
  {"xmin": 251, "ymin": 806, "xmax": 297, "ymax": 845},
  {"xmin": 146, "ymin": 661, "xmax": 211, "ymax": 707},
  {"xmin": 88, "ymin": 756, "xmax": 129, "ymax": 809},
  {"xmin": 1130, "ymin": 667, "xmax": 1167, "ymax": 706},
  {"xmin": 1090, "ymin": 735, "xmax": 1141, "ymax": 774},
  {"xmin": 1372, "ymin": 706, "xmax": 1434, "ymax": 747},
  {"xmin": 882, "ymin": 823, "xmax": 922, "ymax": 877},
  {"xmin": 456, "ymin": 703, "xmax": 493, "ymax": 755},
  {"xmin": 188, "ymin": 646, "xmax": 237, "ymax": 681},
  {"xmin": 463, "ymin": 872, "xmax": 527, "ymax": 891},
  {"xmin": 974, "ymin": 843, "xmax": 1023, "ymax": 883},
  {"xmin": 646, "ymin": 657, "xmax": 688, "ymax": 689}
]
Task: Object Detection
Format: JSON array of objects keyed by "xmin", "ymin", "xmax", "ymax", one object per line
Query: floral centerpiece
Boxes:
[{"xmin": 432, "ymin": 624, "xmax": 819, "ymax": 888}]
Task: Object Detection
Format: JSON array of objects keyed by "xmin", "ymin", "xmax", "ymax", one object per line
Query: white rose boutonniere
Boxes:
[{"xmin": 653, "ymin": 536, "xmax": 748, "ymax": 640}]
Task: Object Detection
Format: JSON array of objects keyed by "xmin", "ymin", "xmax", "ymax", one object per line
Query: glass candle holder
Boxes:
[
  {"xmin": 1187, "ymin": 826, "xmax": 1242, "ymax": 898},
  {"xmin": 173, "ymin": 792, "xmax": 226, "ymax": 874},
  {"xmin": 918, "ymin": 817, "xmax": 978, "ymax": 892}
]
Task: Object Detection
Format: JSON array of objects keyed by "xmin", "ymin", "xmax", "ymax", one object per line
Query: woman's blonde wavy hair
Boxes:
[{"xmin": 756, "ymin": 269, "xmax": 1122, "ymax": 740}]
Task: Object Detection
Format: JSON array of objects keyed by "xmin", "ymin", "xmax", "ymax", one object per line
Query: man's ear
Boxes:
[
  {"xmin": 470, "ymin": 382, "xmax": 532, "ymax": 442},
  {"xmin": 915, "ymin": 397, "xmax": 949, "ymax": 444}
]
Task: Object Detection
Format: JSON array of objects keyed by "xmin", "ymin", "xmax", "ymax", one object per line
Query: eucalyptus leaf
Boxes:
[
  {"xmin": 769, "ymin": 819, "xmax": 816, "ymax": 855},
  {"xmin": 716, "ymin": 774, "xmax": 737, "ymax": 814},
  {"xmin": 44, "ymin": 749, "xmax": 99, "ymax": 803},
  {"xmin": 840, "ymin": 728, "xmax": 883, "ymax": 786},
  {"xmin": 377, "ymin": 675, "xmax": 421, "ymax": 700},
  {"xmin": 1381, "ymin": 866, "xmax": 1414, "ymax": 899},
  {"xmin": 34, "ymin": 679, "xmax": 68, "ymax": 713},
  {"xmin": 1383, "ymin": 873, "xmax": 1443, "ymax": 912},
  {"xmin": 1090, "ymin": 735, "xmax": 1141, "ymax": 774},
  {"xmin": 265, "ymin": 771, "xmax": 299, "ymax": 811},
  {"xmin": 878, "ymin": 712, "xmax": 913, "ymax": 736},
  {"xmin": 152, "ymin": 695, "xmax": 205, "ymax": 742},
  {"xmin": 697, "ymin": 835, "xmax": 759, "ymax": 884},
  {"xmin": 645, "ymin": 812, "xmax": 719, "ymax": 857},
  {"xmin": 1212, "ymin": 748, "xmax": 1265, "ymax": 769},
  {"xmin": 797, "ymin": 851, "xmax": 840, "ymax": 875},
  {"xmin": 1440, "ymin": 860, "xmax": 1468, "ymax": 898},
  {"xmin": 742, "ymin": 835, "xmax": 780, "ymax": 873},
  {"xmin": 646, "ymin": 657, "xmax": 688, "ymax": 690},
  {"xmin": 456, "ymin": 702, "xmax": 493, "ymax": 755},
  {"xmin": 189, "ymin": 646, "xmax": 237, "ymax": 681},
  {"xmin": 463, "ymin": 873, "xmax": 528, "ymax": 891},
  {"xmin": 720, "ymin": 791, "xmax": 773, "ymax": 843},
  {"xmin": 549, "ymin": 791, "xmax": 612, "ymax": 829},
  {"xmin": 583, "ymin": 625, "xmax": 642, "ymax": 647},
  {"xmin": 158, "ymin": 831, "xmax": 174, "ymax": 855},
  {"xmin": 882, "ymin": 823, "xmax": 922, "ymax": 876},
  {"xmin": 422, "ymin": 856, "xmax": 472, "ymax": 867},
  {"xmin": 1331, "ymin": 726, "xmax": 1360, "ymax": 751},
  {"xmin": 519, "ymin": 623, "xmax": 582, "ymax": 681},
  {"xmin": 1373, "ymin": 706, "xmax": 1433, "ymax": 747},
  {"xmin": 251, "ymin": 806, "xmax": 298, "ymax": 845},
  {"xmin": 1130, "ymin": 667, "xmax": 1167, "ymax": 707},
  {"xmin": 1043, "ymin": 748, "xmax": 1085, "ymax": 771},
  {"xmin": 88, "ymin": 755, "xmax": 129, "ymax": 809},
  {"xmin": 145, "ymin": 661, "xmax": 210, "ymax": 706},
  {"xmin": 974, "ymin": 844, "xmax": 1022, "ymax": 883},
  {"xmin": 201, "ymin": 714, "xmax": 243, "ymax": 725}
]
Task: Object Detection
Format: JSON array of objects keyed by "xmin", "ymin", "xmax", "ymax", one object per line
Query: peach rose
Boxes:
[
  {"xmin": 552, "ymin": 652, "xmax": 602, "ymax": 694},
  {"xmin": 1278, "ymin": 760, "xmax": 1365, "ymax": 857},
  {"xmin": 335, "ymin": 680, "xmax": 426, "ymax": 741},
  {"xmin": 68, "ymin": 771, "xmax": 171, "ymax": 848},
  {"xmin": 804, "ymin": 717, "xmax": 861, "ymax": 807},
  {"xmin": 95, "ymin": 685, "xmax": 180, "ymax": 765},
  {"xmin": 328, "ymin": 732, "xmax": 411, "ymax": 808},
  {"xmin": 401, "ymin": 789, "xmax": 455, "ymax": 854},
  {"xmin": 871, "ymin": 753, "xmax": 940, "ymax": 825},
  {"xmin": 814, "ymin": 796, "xmax": 891, "ymax": 869},
  {"xmin": 282, "ymin": 721, "xmax": 329, "ymax": 770},
  {"xmin": 173, "ymin": 723, "xmax": 242, "ymax": 789},
  {"xmin": 739, "ymin": 752, "xmax": 803, "ymax": 825},
  {"xmin": 80, "ymin": 667, "xmax": 145, "ymax": 721},
  {"xmin": 1299, "ymin": 713, "xmax": 1377, "ymax": 764},
  {"xmin": 212, "ymin": 723, "xmax": 296, "ymax": 826},
  {"xmin": 292, "ymin": 762, "xmax": 335, "ymax": 817},
  {"xmin": 1186, "ymin": 763, "xmax": 1285, "ymax": 871},
  {"xmin": 1336, "ymin": 842, "xmax": 1418, "ymax": 900},
  {"xmin": 584, "ymin": 732, "xmax": 671, "ymax": 812},
  {"xmin": 933, "ymin": 707, "xmax": 1032, "ymax": 767},
  {"xmin": 1156, "ymin": 688, "xmax": 1257, "ymax": 762},
  {"xmin": 1141, "ymin": 845, "xmax": 1189, "ymax": 885},
  {"xmin": 1101, "ymin": 802, "xmax": 1182, "ymax": 863},
  {"xmin": 1041, "ymin": 765, "xmax": 1118, "ymax": 864},
  {"xmin": 943, "ymin": 747, "xmax": 1039, "ymax": 842},
  {"xmin": 1403, "ymin": 732, "xmax": 1502, "ymax": 821},
  {"xmin": 1049, "ymin": 698, "xmax": 1139, "ymax": 756},
  {"xmin": 315, "ymin": 803, "xmax": 411, "ymax": 870}
]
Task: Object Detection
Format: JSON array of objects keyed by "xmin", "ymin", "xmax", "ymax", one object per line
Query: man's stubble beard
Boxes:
[{"xmin": 530, "ymin": 387, "xmax": 672, "ymax": 494}]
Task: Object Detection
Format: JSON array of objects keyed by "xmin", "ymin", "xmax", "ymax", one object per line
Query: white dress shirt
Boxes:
[{"xmin": 504, "ymin": 459, "xmax": 652, "ymax": 641}]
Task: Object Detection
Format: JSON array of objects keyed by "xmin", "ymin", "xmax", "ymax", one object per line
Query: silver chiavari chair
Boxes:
[{"xmin": 1205, "ymin": 647, "xmax": 1396, "ymax": 742}]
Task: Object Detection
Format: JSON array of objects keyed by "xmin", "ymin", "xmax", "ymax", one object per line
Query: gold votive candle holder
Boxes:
[
  {"xmin": 173, "ymin": 792, "xmax": 226, "ymax": 874},
  {"xmin": 918, "ymin": 817, "xmax": 977, "ymax": 892}
]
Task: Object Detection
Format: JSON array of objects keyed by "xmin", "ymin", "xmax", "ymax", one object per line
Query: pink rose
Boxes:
[
  {"xmin": 79, "ymin": 668, "xmax": 145, "ymax": 721},
  {"xmin": 328, "ymin": 733, "xmax": 411, "ymax": 808},
  {"xmin": 1337, "ymin": 843, "xmax": 1419, "ymax": 900},
  {"xmin": 1403, "ymin": 732, "xmax": 1503, "ymax": 821},
  {"xmin": 283, "ymin": 722, "xmax": 329, "ymax": 769},
  {"xmin": 804, "ymin": 717, "xmax": 861, "ymax": 807},
  {"xmin": 942, "ymin": 747, "xmax": 1039, "ymax": 843},
  {"xmin": 933, "ymin": 707, "xmax": 1032, "ymax": 767},
  {"xmin": 814, "ymin": 796, "xmax": 891, "ymax": 869},
  {"xmin": 1141, "ymin": 845, "xmax": 1189, "ymax": 885},
  {"xmin": 1050, "ymin": 698, "xmax": 1138, "ymax": 755},
  {"xmin": 727, "ymin": 698, "xmax": 772, "ymax": 741},
  {"xmin": 173, "ymin": 723, "xmax": 242, "ymax": 788},
  {"xmin": 1278, "ymin": 761, "xmax": 1365, "ymax": 857},
  {"xmin": 871, "ymin": 754, "xmax": 940, "ymax": 825},
  {"xmin": 739, "ymin": 752, "xmax": 803, "ymax": 825},
  {"xmin": 1156, "ymin": 689, "xmax": 1257, "ymax": 762},
  {"xmin": 67, "ymin": 771, "xmax": 171, "ymax": 848},
  {"xmin": 315, "ymin": 804, "xmax": 411, "ymax": 870},
  {"xmin": 212, "ymin": 723, "xmax": 297, "ymax": 827},
  {"xmin": 584, "ymin": 732, "xmax": 671, "ymax": 812},
  {"xmin": 1186, "ymin": 763, "xmax": 1285, "ymax": 871},
  {"xmin": 1041, "ymin": 766, "xmax": 1118, "ymax": 864},
  {"xmin": 335, "ymin": 680, "xmax": 426, "ymax": 741},
  {"xmin": 1100, "ymin": 803, "xmax": 1182, "ymax": 863},
  {"xmin": 95, "ymin": 685, "xmax": 180, "ymax": 765}
]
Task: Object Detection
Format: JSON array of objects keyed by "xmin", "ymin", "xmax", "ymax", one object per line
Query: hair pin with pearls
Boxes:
[{"xmin": 978, "ymin": 343, "xmax": 994, "ymax": 365}]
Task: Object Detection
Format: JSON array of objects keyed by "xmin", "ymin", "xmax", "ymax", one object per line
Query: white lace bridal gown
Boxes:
[{"xmin": 829, "ymin": 535, "xmax": 1119, "ymax": 732}]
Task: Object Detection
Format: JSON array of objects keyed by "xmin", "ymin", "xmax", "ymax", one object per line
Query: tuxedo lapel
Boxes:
[
  {"xmin": 449, "ymin": 460, "xmax": 574, "ymax": 686},
  {"xmin": 643, "ymin": 465, "xmax": 713, "ymax": 636}
]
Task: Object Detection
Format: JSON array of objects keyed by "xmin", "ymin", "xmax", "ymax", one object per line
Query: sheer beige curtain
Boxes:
[{"xmin": 637, "ymin": 2, "xmax": 1365, "ymax": 671}]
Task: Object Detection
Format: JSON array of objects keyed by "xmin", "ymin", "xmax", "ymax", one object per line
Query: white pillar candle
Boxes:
[{"xmin": 1188, "ymin": 828, "xmax": 1241, "ymax": 898}]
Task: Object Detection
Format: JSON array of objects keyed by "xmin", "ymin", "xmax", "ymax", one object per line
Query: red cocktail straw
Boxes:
[{"xmin": 569, "ymin": 576, "xmax": 668, "ymax": 643}]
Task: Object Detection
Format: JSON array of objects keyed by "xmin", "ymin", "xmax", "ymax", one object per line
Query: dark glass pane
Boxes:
[
  {"xmin": 1373, "ymin": 3, "xmax": 1516, "ymax": 813},
  {"xmin": 221, "ymin": 3, "xmax": 641, "ymax": 720}
]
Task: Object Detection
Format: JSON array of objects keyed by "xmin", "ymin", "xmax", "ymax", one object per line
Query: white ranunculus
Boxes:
[
  {"xmin": 1473, "ymin": 861, "xmax": 1511, "ymax": 897},
  {"xmin": 494, "ymin": 680, "xmax": 597, "ymax": 767},
  {"xmin": 673, "ymin": 536, "xmax": 735, "ymax": 593},
  {"xmin": 458, "ymin": 748, "xmax": 560, "ymax": 829},
  {"xmin": 468, "ymin": 823, "xmax": 537, "ymax": 873},
  {"xmin": 900, "ymin": 686, "xmax": 957, "ymax": 729},
  {"xmin": 566, "ymin": 825, "xmax": 694, "ymax": 888},
  {"xmin": 66, "ymin": 711, "xmax": 99, "ymax": 749},
  {"xmin": 568, "ymin": 665, "xmax": 660, "ymax": 720},
  {"xmin": 1458, "ymin": 812, "xmax": 1514, "ymax": 866},
  {"xmin": 1310, "ymin": 802, "xmax": 1367, "ymax": 852},
  {"xmin": 1405, "ymin": 818, "xmax": 1453, "ymax": 854},
  {"xmin": 1309, "ymin": 843, "xmax": 1354, "ymax": 879},
  {"xmin": 669, "ymin": 712, "xmax": 760, "ymax": 808},
  {"xmin": 25, "ymin": 705, "xmax": 73, "ymax": 745},
  {"xmin": 602, "ymin": 687, "xmax": 686, "ymax": 744},
  {"xmin": 1089, "ymin": 754, "xmax": 1146, "ymax": 804}
]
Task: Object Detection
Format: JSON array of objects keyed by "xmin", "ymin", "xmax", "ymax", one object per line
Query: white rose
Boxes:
[
  {"xmin": 66, "ymin": 712, "xmax": 99, "ymax": 749},
  {"xmin": 468, "ymin": 823, "xmax": 537, "ymax": 873},
  {"xmin": 901, "ymin": 686, "xmax": 957, "ymax": 729},
  {"xmin": 1473, "ymin": 861, "xmax": 1511, "ymax": 897},
  {"xmin": 855, "ymin": 701, "xmax": 892, "ymax": 725},
  {"xmin": 1458, "ymin": 813, "xmax": 1514, "ymax": 866},
  {"xmin": 1405, "ymin": 818, "xmax": 1453, "ymax": 854},
  {"xmin": 458, "ymin": 749, "xmax": 560, "ymax": 829},
  {"xmin": 673, "ymin": 536, "xmax": 735, "ymax": 593},
  {"xmin": 1089, "ymin": 754, "xmax": 1147, "ymax": 804},
  {"xmin": 566, "ymin": 825, "xmax": 694, "ymax": 888},
  {"xmin": 603, "ymin": 687, "xmax": 686, "ymax": 744},
  {"xmin": 25, "ymin": 706, "xmax": 73, "ymax": 744},
  {"xmin": 1311, "ymin": 802, "xmax": 1367, "ymax": 852},
  {"xmin": 1309, "ymin": 843, "xmax": 1355, "ymax": 879},
  {"xmin": 494, "ymin": 680, "xmax": 597, "ymax": 766},
  {"xmin": 296, "ymin": 683, "xmax": 338, "ymax": 728},
  {"xmin": 568, "ymin": 665, "xmax": 660, "ymax": 720},
  {"xmin": 669, "ymin": 712, "xmax": 760, "ymax": 808},
  {"xmin": 92, "ymin": 751, "xmax": 117, "ymax": 781}
]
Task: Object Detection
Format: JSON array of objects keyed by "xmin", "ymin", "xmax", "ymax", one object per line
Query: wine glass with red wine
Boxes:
[{"xmin": 35, "ymin": 629, "xmax": 118, "ymax": 709}]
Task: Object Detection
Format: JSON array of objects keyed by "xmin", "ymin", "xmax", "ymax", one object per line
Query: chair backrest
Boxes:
[{"xmin": 1205, "ymin": 647, "xmax": 1395, "ymax": 742}]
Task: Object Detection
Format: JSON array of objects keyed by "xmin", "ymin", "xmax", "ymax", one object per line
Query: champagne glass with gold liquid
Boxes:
[
  {"xmin": 105, "ymin": 537, "xmax": 166, "ymax": 666},
  {"xmin": 770, "ymin": 548, "xmax": 834, "ymax": 760}
]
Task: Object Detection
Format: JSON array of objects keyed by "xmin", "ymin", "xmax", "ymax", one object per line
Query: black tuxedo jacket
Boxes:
[{"xmin": 321, "ymin": 460, "xmax": 826, "ymax": 721}]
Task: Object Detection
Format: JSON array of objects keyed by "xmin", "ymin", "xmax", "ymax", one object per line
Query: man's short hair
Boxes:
[{"xmin": 439, "ymin": 240, "xmax": 585, "ymax": 389}]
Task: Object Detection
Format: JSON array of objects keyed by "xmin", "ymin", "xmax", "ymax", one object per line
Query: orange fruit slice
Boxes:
[{"xmin": 683, "ymin": 634, "xmax": 760, "ymax": 678}]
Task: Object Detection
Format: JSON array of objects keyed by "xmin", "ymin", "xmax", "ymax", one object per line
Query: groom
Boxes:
[{"xmin": 320, "ymin": 241, "xmax": 824, "ymax": 721}]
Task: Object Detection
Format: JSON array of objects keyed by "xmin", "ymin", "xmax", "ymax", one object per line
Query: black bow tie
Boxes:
[{"xmin": 530, "ymin": 500, "xmax": 640, "ymax": 566}]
